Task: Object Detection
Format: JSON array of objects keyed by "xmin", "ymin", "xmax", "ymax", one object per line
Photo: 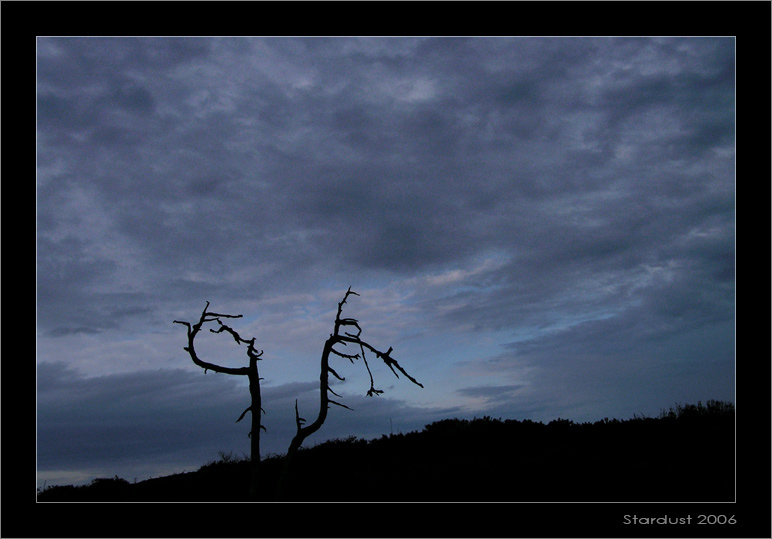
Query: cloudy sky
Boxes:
[{"xmin": 36, "ymin": 37, "xmax": 735, "ymax": 488}]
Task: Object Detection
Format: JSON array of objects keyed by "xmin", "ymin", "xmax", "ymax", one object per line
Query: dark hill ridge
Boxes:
[{"xmin": 37, "ymin": 400, "xmax": 735, "ymax": 502}]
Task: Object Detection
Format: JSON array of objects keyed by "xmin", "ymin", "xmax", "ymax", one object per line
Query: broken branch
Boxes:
[{"xmin": 236, "ymin": 406, "xmax": 251, "ymax": 423}]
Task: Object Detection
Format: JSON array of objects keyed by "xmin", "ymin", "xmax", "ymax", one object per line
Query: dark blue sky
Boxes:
[{"xmin": 36, "ymin": 37, "xmax": 735, "ymax": 487}]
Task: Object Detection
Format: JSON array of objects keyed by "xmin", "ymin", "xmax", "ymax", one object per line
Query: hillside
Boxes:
[{"xmin": 36, "ymin": 400, "xmax": 735, "ymax": 502}]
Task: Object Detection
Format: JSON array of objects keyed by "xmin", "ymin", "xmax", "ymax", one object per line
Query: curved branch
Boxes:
[{"xmin": 173, "ymin": 303, "xmax": 250, "ymax": 376}]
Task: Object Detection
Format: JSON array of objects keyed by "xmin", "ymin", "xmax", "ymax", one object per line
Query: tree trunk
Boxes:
[
  {"xmin": 174, "ymin": 306, "xmax": 267, "ymax": 501},
  {"xmin": 275, "ymin": 438, "xmax": 301, "ymax": 501},
  {"xmin": 275, "ymin": 339, "xmax": 334, "ymax": 501},
  {"xmin": 248, "ymin": 362, "xmax": 262, "ymax": 500}
]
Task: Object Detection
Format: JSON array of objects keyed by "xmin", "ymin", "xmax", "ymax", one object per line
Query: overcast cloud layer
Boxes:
[{"xmin": 36, "ymin": 37, "xmax": 735, "ymax": 487}]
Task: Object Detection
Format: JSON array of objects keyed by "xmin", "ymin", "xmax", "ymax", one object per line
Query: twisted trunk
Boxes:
[{"xmin": 275, "ymin": 339, "xmax": 334, "ymax": 501}]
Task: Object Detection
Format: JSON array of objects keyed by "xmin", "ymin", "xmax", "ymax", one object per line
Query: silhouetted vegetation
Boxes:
[{"xmin": 37, "ymin": 400, "xmax": 734, "ymax": 502}]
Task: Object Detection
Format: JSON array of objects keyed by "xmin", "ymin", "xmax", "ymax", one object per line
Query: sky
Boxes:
[{"xmin": 36, "ymin": 36, "xmax": 735, "ymax": 488}]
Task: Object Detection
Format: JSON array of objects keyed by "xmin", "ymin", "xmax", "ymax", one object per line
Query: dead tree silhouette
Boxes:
[
  {"xmin": 173, "ymin": 303, "xmax": 265, "ymax": 499},
  {"xmin": 275, "ymin": 287, "xmax": 423, "ymax": 500}
]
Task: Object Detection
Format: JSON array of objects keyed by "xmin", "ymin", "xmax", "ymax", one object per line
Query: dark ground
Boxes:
[{"xmin": 37, "ymin": 401, "xmax": 735, "ymax": 503}]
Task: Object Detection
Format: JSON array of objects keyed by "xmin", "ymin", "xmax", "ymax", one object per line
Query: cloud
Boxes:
[
  {"xmin": 36, "ymin": 361, "xmax": 452, "ymax": 485},
  {"xmin": 456, "ymin": 384, "xmax": 526, "ymax": 399},
  {"xmin": 37, "ymin": 37, "xmax": 734, "ymax": 303},
  {"xmin": 37, "ymin": 363, "xmax": 249, "ymax": 470}
]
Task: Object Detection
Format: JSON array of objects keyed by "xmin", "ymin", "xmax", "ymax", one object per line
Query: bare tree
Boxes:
[
  {"xmin": 173, "ymin": 302, "xmax": 265, "ymax": 499},
  {"xmin": 173, "ymin": 289, "xmax": 422, "ymax": 501},
  {"xmin": 275, "ymin": 287, "xmax": 423, "ymax": 500}
]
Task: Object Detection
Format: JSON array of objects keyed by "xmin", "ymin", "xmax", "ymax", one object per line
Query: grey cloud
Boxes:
[
  {"xmin": 36, "ymin": 37, "xmax": 734, "ymax": 291},
  {"xmin": 456, "ymin": 384, "xmax": 526, "ymax": 402},
  {"xmin": 263, "ymin": 380, "xmax": 319, "ymax": 401},
  {"xmin": 37, "ymin": 361, "xmax": 453, "ymax": 482},
  {"xmin": 38, "ymin": 362, "xmax": 255, "ymax": 473},
  {"xmin": 46, "ymin": 326, "xmax": 103, "ymax": 337},
  {"xmin": 460, "ymin": 317, "xmax": 734, "ymax": 424},
  {"xmin": 36, "ymin": 236, "xmax": 123, "ymax": 334},
  {"xmin": 37, "ymin": 92, "xmax": 100, "ymax": 134},
  {"xmin": 417, "ymin": 186, "xmax": 734, "ymax": 339},
  {"xmin": 105, "ymin": 78, "xmax": 156, "ymax": 116},
  {"xmin": 457, "ymin": 384, "xmax": 525, "ymax": 397},
  {"xmin": 38, "ymin": 37, "xmax": 211, "ymax": 81}
]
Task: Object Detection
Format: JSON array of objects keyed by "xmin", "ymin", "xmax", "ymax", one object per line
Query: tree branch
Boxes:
[
  {"xmin": 173, "ymin": 302, "xmax": 258, "ymax": 376},
  {"xmin": 328, "ymin": 398, "xmax": 353, "ymax": 411},
  {"xmin": 235, "ymin": 403, "xmax": 265, "ymax": 424},
  {"xmin": 295, "ymin": 399, "xmax": 306, "ymax": 429},
  {"xmin": 339, "ymin": 336, "xmax": 424, "ymax": 389},
  {"xmin": 327, "ymin": 365, "xmax": 345, "ymax": 381},
  {"xmin": 236, "ymin": 406, "xmax": 251, "ymax": 423},
  {"xmin": 210, "ymin": 319, "xmax": 249, "ymax": 345},
  {"xmin": 357, "ymin": 343, "xmax": 384, "ymax": 397},
  {"xmin": 330, "ymin": 346, "xmax": 359, "ymax": 362}
]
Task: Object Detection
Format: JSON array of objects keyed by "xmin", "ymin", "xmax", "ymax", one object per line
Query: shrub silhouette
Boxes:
[{"xmin": 37, "ymin": 400, "xmax": 735, "ymax": 502}]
